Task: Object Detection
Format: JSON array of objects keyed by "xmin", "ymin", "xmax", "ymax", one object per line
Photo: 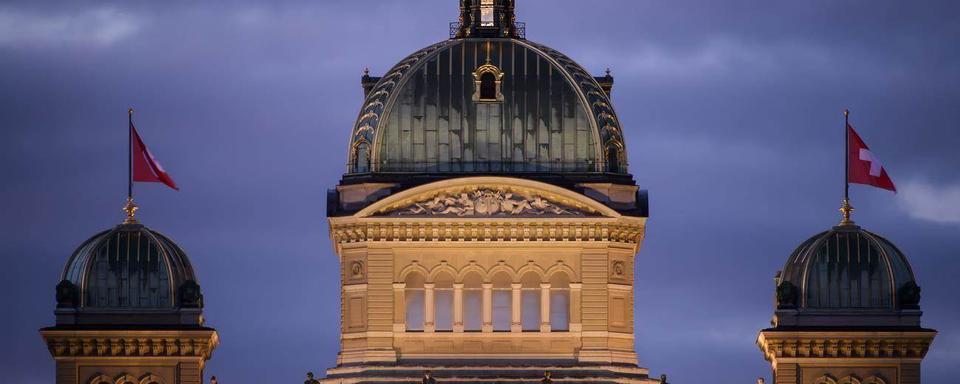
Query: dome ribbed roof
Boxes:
[
  {"xmin": 345, "ymin": 38, "xmax": 627, "ymax": 176},
  {"xmin": 775, "ymin": 225, "xmax": 920, "ymax": 313},
  {"xmin": 57, "ymin": 223, "xmax": 202, "ymax": 312}
]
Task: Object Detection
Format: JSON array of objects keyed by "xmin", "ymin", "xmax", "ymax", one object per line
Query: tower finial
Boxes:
[
  {"xmin": 123, "ymin": 197, "xmax": 139, "ymax": 224},
  {"xmin": 839, "ymin": 198, "xmax": 854, "ymax": 226}
]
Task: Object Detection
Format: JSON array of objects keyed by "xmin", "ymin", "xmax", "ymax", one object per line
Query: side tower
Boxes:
[
  {"xmin": 758, "ymin": 215, "xmax": 936, "ymax": 384},
  {"xmin": 324, "ymin": 1, "xmax": 653, "ymax": 382},
  {"xmin": 40, "ymin": 208, "xmax": 218, "ymax": 384}
]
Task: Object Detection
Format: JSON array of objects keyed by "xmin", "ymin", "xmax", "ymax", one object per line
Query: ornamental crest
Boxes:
[{"xmin": 382, "ymin": 188, "xmax": 590, "ymax": 217}]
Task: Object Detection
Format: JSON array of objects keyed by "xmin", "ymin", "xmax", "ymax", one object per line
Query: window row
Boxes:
[{"xmin": 403, "ymin": 271, "xmax": 572, "ymax": 332}]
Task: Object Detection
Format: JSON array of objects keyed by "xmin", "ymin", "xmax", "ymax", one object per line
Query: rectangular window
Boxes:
[
  {"xmin": 405, "ymin": 291, "xmax": 424, "ymax": 331},
  {"xmin": 435, "ymin": 290, "xmax": 454, "ymax": 331},
  {"xmin": 521, "ymin": 290, "xmax": 540, "ymax": 331},
  {"xmin": 480, "ymin": 0, "xmax": 495, "ymax": 27},
  {"xmin": 493, "ymin": 290, "xmax": 511, "ymax": 331},
  {"xmin": 464, "ymin": 290, "xmax": 483, "ymax": 331},
  {"xmin": 550, "ymin": 291, "xmax": 569, "ymax": 331}
]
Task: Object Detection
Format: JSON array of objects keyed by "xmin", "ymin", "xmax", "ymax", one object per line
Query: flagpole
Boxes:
[
  {"xmin": 128, "ymin": 108, "xmax": 133, "ymax": 200},
  {"xmin": 840, "ymin": 109, "xmax": 853, "ymax": 225},
  {"xmin": 124, "ymin": 108, "xmax": 138, "ymax": 224},
  {"xmin": 844, "ymin": 109, "xmax": 849, "ymax": 201}
]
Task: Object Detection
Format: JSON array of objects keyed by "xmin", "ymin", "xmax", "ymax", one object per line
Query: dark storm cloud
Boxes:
[{"xmin": 2, "ymin": 1, "xmax": 958, "ymax": 383}]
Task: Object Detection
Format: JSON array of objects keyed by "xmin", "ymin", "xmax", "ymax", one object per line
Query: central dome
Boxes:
[{"xmin": 346, "ymin": 38, "xmax": 627, "ymax": 176}]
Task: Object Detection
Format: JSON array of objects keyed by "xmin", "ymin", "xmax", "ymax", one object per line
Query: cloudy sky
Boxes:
[{"xmin": 2, "ymin": 1, "xmax": 959, "ymax": 383}]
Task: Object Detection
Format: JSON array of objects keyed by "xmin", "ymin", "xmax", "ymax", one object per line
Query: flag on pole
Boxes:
[
  {"xmin": 131, "ymin": 123, "xmax": 179, "ymax": 191},
  {"xmin": 847, "ymin": 124, "xmax": 896, "ymax": 192}
]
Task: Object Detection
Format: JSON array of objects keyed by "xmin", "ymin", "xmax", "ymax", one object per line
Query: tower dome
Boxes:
[
  {"xmin": 54, "ymin": 222, "xmax": 205, "ymax": 326},
  {"xmin": 345, "ymin": 2, "xmax": 628, "ymax": 180},
  {"xmin": 772, "ymin": 223, "xmax": 922, "ymax": 327}
]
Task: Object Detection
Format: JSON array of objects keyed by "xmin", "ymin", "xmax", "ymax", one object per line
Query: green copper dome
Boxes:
[
  {"xmin": 772, "ymin": 223, "xmax": 922, "ymax": 328},
  {"xmin": 56, "ymin": 223, "xmax": 203, "ymax": 317},
  {"xmin": 346, "ymin": 38, "xmax": 627, "ymax": 176}
]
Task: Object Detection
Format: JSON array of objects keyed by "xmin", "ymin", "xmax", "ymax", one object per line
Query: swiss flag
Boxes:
[
  {"xmin": 847, "ymin": 124, "xmax": 895, "ymax": 192},
  {"xmin": 131, "ymin": 124, "xmax": 179, "ymax": 191}
]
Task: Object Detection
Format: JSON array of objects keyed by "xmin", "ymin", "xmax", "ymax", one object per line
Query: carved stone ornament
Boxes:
[
  {"xmin": 350, "ymin": 261, "xmax": 365, "ymax": 279},
  {"xmin": 611, "ymin": 261, "xmax": 625, "ymax": 278},
  {"xmin": 382, "ymin": 188, "xmax": 589, "ymax": 217}
]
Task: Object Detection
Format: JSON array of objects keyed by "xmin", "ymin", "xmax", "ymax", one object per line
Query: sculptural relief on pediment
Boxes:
[{"xmin": 376, "ymin": 188, "xmax": 595, "ymax": 217}]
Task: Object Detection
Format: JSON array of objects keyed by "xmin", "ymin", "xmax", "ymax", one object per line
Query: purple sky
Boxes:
[{"xmin": 3, "ymin": 1, "xmax": 959, "ymax": 383}]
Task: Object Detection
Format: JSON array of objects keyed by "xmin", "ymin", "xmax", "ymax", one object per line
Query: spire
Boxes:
[{"xmin": 454, "ymin": 0, "xmax": 522, "ymax": 39}]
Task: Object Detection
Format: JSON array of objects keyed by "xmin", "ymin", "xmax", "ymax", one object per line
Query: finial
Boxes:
[
  {"xmin": 757, "ymin": 378, "xmax": 765, "ymax": 384},
  {"xmin": 839, "ymin": 198, "xmax": 854, "ymax": 226},
  {"xmin": 605, "ymin": 68, "xmax": 611, "ymax": 77},
  {"xmin": 128, "ymin": 108, "xmax": 134, "ymax": 116},
  {"xmin": 210, "ymin": 376, "xmax": 217, "ymax": 384},
  {"xmin": 123, "ymin": 197, "xmax": 139, "ymax": 224},
  {"xmin": 843, "ymin": 109, "xmax": 850, "ymax": 118},
  {"xmin": 363, "ymin": 67, "xmax": 369, "ymax": 76}
]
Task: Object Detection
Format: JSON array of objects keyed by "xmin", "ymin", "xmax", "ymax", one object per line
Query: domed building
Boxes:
[
  {"xmin": 757, "ymin": 213, "xmax": 936, "ymax": 384},
  {"xmin": 40, "ymin": 207, "xmax": 218, "ymax": 384},
  {"xmin": 325, "ymin": 0, "xmax": 653, "ymax": 382}
]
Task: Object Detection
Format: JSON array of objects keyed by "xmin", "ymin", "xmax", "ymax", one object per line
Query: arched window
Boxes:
[
  {"xmin": 549, "ymin": 273, "xmax": 571, "ymax": 331},
  {"xmin": 434, "ymin": 272, "xmax": 455, "ymax": 331},
  {"xmin": 491, "ymin": 271, "xmax": 512, "ymax": 331},
  {"xmin": 521, "ymin": 272, "xmax": 541, "ymax": 331},
  {"xmin": 472, "ymin": 63, "xmax": 503, "ymax": 103},
  {"xmin": 606, "ymin": 142, "xmax": 622, "ymax": 173},
  {"xmin": 138, "ymin": 374, "xmax": 164, "ymax": 384},
  {"xmin": 354, "ymin": 141, "xmax": 370, "ymax": 173},
  {"xmin": 115, "ymin": 374, "xmax": 138, "ymax": 384},
  {"xmin": 462, "ymin": 272, "xmax": 483, "ymax": 331},
  {"xmin": 88, "ymin": 375, "xmax": 111, "ymax": 384},
  {"xmin": 480, "ymin": 72, "xmax": 498, "ymax": 100},
  {"xmin": 405, "ymin": 273, "xmax": 426, "ymax": 331}
]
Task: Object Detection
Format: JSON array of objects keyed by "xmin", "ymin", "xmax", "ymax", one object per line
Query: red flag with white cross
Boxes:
[{"xmin": 847, "ymin": 124, "xmax": 896, "ymax": 192}]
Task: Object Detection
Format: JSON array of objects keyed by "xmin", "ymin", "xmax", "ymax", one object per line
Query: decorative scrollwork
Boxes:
[{"xmin": 385, "ymin": 188, "xmax": 587, "ymax": 217}]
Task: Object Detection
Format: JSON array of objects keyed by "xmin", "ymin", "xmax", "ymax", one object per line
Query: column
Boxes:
[
  {"xmin": 481, "ymin": 283, "xmax": 493, "ymax": 332},
  {"xmin": 569, "ymin": 283, "xmax": 582, "ymax": 332},
  {"xmin": 423, "ymin": 283, "xmax": 435, "ymax": 333},
  {"xmin": 392, "ymin": 283, "xmax": 406, "ymax": 332},
  {"xmin": 540, "ymin": 282, "xmax": 551, "ymax": 332},
  {"xmin": 511, "ymin": 283, "xmax": 522, "ymax": 332},
  {"xmin": 453, "ymin": 283, "xmax": 464, "ymax": 332}
]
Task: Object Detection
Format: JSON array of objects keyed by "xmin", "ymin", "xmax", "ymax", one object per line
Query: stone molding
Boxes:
[
  {"xmin": 757, "ymin": 330, "xmax": 935, "ymax": 361},
  {"xmin": 40, "ymin": 329, "xmax": 218, "ymax": 360},
  {"xmin": 330, "ymin": 220, "xmax": 644, "ymax": 246}
]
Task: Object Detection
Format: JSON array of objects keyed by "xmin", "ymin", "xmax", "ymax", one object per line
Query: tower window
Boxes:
[
  {"xmin": 473, "ymin": 62, "xmax": 504, "ymax": 103},
  {"xmin": 480, "ymin": 72, "xmax": 497, "ymax": 100},
  {"xmin": 480, "ymin": 0, "xmax": 495, "ymax": 26}
]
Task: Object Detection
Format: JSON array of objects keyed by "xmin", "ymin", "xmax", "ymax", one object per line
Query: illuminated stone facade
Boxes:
[{"xmin": 324, "ymin": 1, "xmax": 655, "ymax": 382}]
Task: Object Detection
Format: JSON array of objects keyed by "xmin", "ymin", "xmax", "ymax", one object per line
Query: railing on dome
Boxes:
[
  {"xmin": 348, "ymin": 160, "xmax": 621, "ymax": 175},
  {"xmin": 449, "ymin": 21, "xmax": 526, "ymax": 39}
]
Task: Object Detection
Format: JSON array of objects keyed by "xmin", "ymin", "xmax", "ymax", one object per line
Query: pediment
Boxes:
[
  {"xmin": 376, "ymin": 187, "xmax": 596, "ymax": 217},
  {"xmin": 355, "ymin": 177, "xmax": 619, "ymax": 219}
]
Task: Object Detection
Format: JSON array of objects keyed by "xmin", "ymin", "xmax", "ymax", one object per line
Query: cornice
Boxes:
[
  {"xmin": 329, "ymin": 218, "xmax": 645, "ymax": 249},
  {"xmin": 39, "ymin": 329, "xmax": 218, "ymax": 360},
  {"xmin": 756, "ymin": 330, "xmax": 936, "ymax": 362}
]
